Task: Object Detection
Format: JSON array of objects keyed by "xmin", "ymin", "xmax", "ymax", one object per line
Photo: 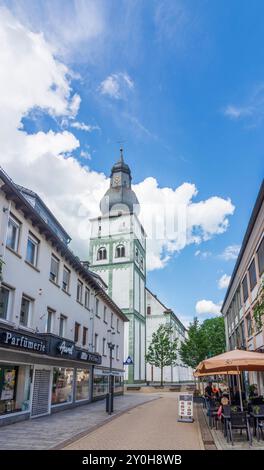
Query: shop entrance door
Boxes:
[{"xmin": 31, "ymin": 368, "xmax": 51, "ymax": 418}]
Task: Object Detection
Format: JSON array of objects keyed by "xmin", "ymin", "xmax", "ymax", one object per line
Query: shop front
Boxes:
[
  {"xmin": 0, "ymin": 325, "xmax": 101, "ymax": 425},
  {"xmin": 92, "ymin": 368, "xmax": 124, "ymax": 400}
]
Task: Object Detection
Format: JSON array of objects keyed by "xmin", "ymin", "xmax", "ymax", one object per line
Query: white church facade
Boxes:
[
  {"xmin": 89, "ymin": 150, "xmax": 192, "ymax": 384},
  {"xmin": 146, "ymin": 288, "xmax": 193, "ymax": 383}
]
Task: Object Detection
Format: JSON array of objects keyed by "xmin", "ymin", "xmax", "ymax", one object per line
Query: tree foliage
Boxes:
[
  {"xmin": 179, "ymin": 316, "xmax": 226, "ymax": 369},
  {"xmin": 253, "ymin": 280, "xmax": 264, "ymax": 332},
  {"xmin": 145, "ymin": 324, "xmax": 178, "ymax": 386}
]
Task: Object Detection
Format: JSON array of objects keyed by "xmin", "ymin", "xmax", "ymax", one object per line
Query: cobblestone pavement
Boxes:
[
  {"xmin": 0, "ymin": 394, "xmax": 158, "ymax": 450},
  {"xmin": 64, "ymin": 393, "xmax": 204, "ymax": 450}
]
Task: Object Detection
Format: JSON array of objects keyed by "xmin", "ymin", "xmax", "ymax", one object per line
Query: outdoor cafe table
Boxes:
[{"xmin": 250, "ymin": 411, "xmax": 264, "ymax": 438}]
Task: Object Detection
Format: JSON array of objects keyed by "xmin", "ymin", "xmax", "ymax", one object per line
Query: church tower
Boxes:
[{"xmin": 89, "ymin": 149, "xmax": 146, "ymax": 383}]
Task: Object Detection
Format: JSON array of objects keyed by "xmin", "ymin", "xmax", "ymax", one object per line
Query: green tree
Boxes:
[
  {"xmin": 253, "ymin": 280, "xmax": 264, "ymax": 332},
  {"xmin": 201, "ymin": 316, "xmax": 226, "ymax": 357},
  {"xmin": 179, "ymin": 317, "xmax": 207, "ymax": 368},
  {"xmin": 145, "ymin": 324, "xmax": 178, "ymax": 386},
  {"xmin": 179, "ymin": 317, "xmax": 226, "ymax": 369}
]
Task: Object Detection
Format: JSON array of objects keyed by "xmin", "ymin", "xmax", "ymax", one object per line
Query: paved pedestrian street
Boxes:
[
  {"xmin": 64, "ymin": 393, "xmax": 203, "ymax": 450},
  {"xmin": 0, "ymin": 394, "xmax": 158, "ymax": 450}
]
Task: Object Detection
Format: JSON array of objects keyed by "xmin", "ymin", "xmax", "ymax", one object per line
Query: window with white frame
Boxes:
[
  {"xmin": 20, "ymin": 296, "xmax": 32, "ymax": 327},
  {"xmin": 102, "ymin": 337, "xmax": 106, "ymax": 356},
  {"xmin": 103, "ymin": 305, "xmax": 107, "ymax": 323},
  {"xmin": 95, "ymin": 298, "xmax": 100, "ymax": 316},
  {"xmin": 59, "ymin": 314, "xmax": 67, "ymax": 337},
  {"xmin": 111, "ymin": 312, "xmax": 114, "ymax": 328},
  {"xmin": 248, "ymin": 259, "xmax": 257, "ymax": 291},
  {"xmin": 257, "ymin": 237, "xmax": 264, "ymax": 276},
  {"xmin": 242, "ymin": 275, "xmax": 248, "ymax": 303},
  {"xmin": 97, "ymin": 247, "xmax": 107, "ymax": 260},
  {"xmin": 26, "ymin": 232, "xmax": 39, "ymax": 267},
  {"xmin": 116, "ymin": 345, "xmax": 119, "ymax": 360},
  {"xmin": 0, "ymin": 286, "xmax": 10, "ymax": 320},
  {"xmin": 6, "ymin": 214, "xmax": 21, "ymax": 252},
  {"xmin": 46, "ymin": 308, "xmax": 55, "ymax": 333},
  {"xmin": 77, "ymin": 280, "xmax": 83, "ymax": 303},
  {"xmin": 50, "ymin": 255, "xmax": 59, "ymax": 283},
  {"xmin": 74, "ymin": 322, "xmax": 80, "ymax": 343},
  {"xmin": 62, "ymin": 266, "xmax": 70, "ymax": 292},
  {"xmin": 94, "ymin": 333, "xmax": 98, "ymax": 352},
  {"xmin": 84, "ymin": 287, "xmax": 90, "ymax": 309},
  {"xmin": 115, "ymin": 244, "xmax": 125, "ymax": 258},
  {"xmin": 117, "ymin": 318, "xmax": 120, "ymax": 333},
  {"xmin": 82, "ymin": 327, "xmax": 88, "ymax": 346}
]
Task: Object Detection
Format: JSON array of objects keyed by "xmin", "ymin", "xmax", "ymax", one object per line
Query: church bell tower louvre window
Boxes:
[
  {"xmin": 115, "ymin": 244, "xmax": 125, "ymax": 258},
  {"xmin": 97, "ymin": 247, "xmax": 107, "ymax": 261}
]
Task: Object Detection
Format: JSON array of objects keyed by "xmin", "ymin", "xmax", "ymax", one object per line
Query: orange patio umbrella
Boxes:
[
  {"xmin": 195, "ymin": 349, "xmax": 264, "ymax": 374},
  {"xmin": 193, "ymin": 370, "xmax": 239, "ymax": 377},
  {"xmin": 195, "ymin": 349, "xmax": 264, "ymax": 410}
]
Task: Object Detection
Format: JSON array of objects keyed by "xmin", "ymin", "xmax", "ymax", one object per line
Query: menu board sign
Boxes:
[{"xmin": 178, "ymin": 393, "xmax": 194, "ymax": 423}]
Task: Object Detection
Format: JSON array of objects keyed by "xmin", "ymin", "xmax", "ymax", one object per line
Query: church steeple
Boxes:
[{"xmin": 100, "ymin": 149, "xmax": 139, "ymax": 215}]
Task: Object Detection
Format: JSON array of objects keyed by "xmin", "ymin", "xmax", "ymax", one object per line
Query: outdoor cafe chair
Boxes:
[
  {"xmin": 207, "ymin": 399, "xmax": 219, "ymax": 429},
  {"xmin": 228, "ymin": 411, "xmax": 252, "ymax": 446},
  {"xmin": 250, "ymin": 404, "xmax": 264, "ymax": 441}
]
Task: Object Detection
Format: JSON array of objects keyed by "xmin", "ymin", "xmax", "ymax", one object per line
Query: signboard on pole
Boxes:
[
  {"xmin": 123, "ymin": 356, "xmax": 133, "ymax": 365},
  {"xmin": 177, "ymin": 393, "xmax": 194, "ymax": 423}
]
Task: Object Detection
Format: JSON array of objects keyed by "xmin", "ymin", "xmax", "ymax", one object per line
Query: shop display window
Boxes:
[
  {"xmin": 93, "ymin": 373, "xmax": 108, "ymax": 397},
  {"xmin": 52, "ymin": 368, "xmax": 73, "ymax": 405},
  {"xmin": 75, "ymin": 369, "xmax": 90, "ymax": 401},
  {"xmin": 114, "ymin": 375, "xmax": 124, "ymax": 393},
  {"xmin": 0, "ymin": 364, "xmax": 32, "ymax": 415}
]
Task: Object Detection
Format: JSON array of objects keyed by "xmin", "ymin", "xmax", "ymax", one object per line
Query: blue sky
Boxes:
[{"xmin": 0, "ymin": 0, "xmax": 263, "ymax": 325}]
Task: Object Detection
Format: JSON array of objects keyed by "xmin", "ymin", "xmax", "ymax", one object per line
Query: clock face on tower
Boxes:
[{"xmin": 114, "ymin": 175, "xmax": 121, "ymax": 185}]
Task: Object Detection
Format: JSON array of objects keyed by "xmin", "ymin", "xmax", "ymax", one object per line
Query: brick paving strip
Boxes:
[
  {"xmin": 0, "ymin": 394, "xmax": 159, "ymax": 450},
  {"xmin": 195, "ymin": 404, "xmax": 217, "ymax": 450},
  {"xmin": 64, "ymin": 393, "xmax": 204, "ymax": 450}
]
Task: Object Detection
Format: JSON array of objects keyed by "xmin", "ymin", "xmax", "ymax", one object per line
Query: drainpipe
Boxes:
[
  {"xmin": 90, "ymin": 291, "xmax": 99, "ymax": 352},
  {"xmin": 0, "ymin": 199, "xmax": 11, "ymax": 288}
]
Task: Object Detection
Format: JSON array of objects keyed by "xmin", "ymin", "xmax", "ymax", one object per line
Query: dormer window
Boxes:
[
  {"xmin": 116, "ymin": 245, "xmax": 125, "ymax": 258},
  {"xmin": 97, "ymin": 247, "xmax": 107, "ymax": 260}
]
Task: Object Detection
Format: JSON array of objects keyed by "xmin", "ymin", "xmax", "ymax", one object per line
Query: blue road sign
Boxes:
[{"xmin": 123, "ymin": 356, "xmax": 133, "ymax": 365}]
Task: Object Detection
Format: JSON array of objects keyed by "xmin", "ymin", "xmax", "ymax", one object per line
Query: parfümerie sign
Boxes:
[{"xmin": 0, "ymin": 330, "xmax": 46, "ymax": 353}]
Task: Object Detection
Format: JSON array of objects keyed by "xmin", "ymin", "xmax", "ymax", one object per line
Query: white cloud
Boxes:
[
  {"xmin": 220, "ymin": 245, "xmax": 240, "ymax": 261},
  {"xmin": 223, "ymin": 83, "xmax": 264, "ymax": 126},
  {"xmin": 224, "ymin": 105, "xmax": 252, "ymax": 119},
  {"xmin": 80, "ymin": 150, "xmax": 91, "ymax": 160},
  {"xmin": 195, "ymin": 250, "xmax": 212, "ymax": 259},
  {"xmin": 71, "ymin": 121, "xmax": 100, "ymax": 132},
  {"xmin": 218, "ymin": 274, "xmax": 231, "ymax": 289},
  {"xmin": 0, "ymin": 9, "xmax": 236, "ymax": 272},
  {"xmin": 135, "ymin": 178, "xmax": 235, "ymax": 270},
  {"xmin": 99, "ymin": 72, "xmax": 134, "ymax": 99},
  {"xmin": 195, "ymin": 300, "xmax": 222, "ymax": 316},
  {"xmin": 4, "ymin": 0, "xmax": 105, "ymax": 62}
]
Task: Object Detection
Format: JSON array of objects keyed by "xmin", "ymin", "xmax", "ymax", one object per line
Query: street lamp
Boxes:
[{"xmin": 106, "ymin": 329, "xmax": 115, "ymax": 415}]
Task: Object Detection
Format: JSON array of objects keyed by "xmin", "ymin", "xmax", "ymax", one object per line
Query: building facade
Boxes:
[
  {"xmin": 0, "ymin": 167, "xmax": 127, "ymax": 426},
  {"xmin": 146, "ymin": 288, "xmax": 193, "ymax": 383},
  {"xmin": 221, "ymin": 179, "xmax": 264, "ymax": 395},
  {"xmin": 89, "ymin": 150, "xmax": 146, "ymax": 384}
]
